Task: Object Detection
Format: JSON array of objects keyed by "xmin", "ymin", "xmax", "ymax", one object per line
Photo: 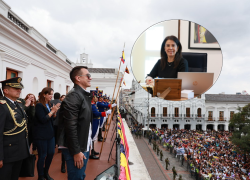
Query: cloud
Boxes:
[{"xmin": 5, "ymin": 0, "xmax": 250, "ymax": 94}]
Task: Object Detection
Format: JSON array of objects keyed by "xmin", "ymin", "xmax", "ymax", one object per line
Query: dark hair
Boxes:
[
  {"xmin": 70, "ymin": 66, "xmax": 88, "ymax": 83},
  {"xmin": 160, "ymin": 35, "xmax": 182, "ymax": 70},
  {"xmin": 54, "ymin": 92, "xmax": 60, "ymax": 99},
  {"xmin": 60, "ymin": 95, "xmax": 65, "ymax": 99},
  {"xmin": 2, "ymin": 85, "xmax": 10, "ymax": 90},
  {"xmin": 39, "ymin": 87, "xmax": 54, "ymax": 108}
]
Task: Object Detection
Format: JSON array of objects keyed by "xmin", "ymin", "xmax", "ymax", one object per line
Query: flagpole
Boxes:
[
  {"xmin": 99, "ymin": 46, "xmax": 125, "ymax": 158},
  {"xmin": 99, "ymin": 72, "xmax": 125, "ymax": 158},
  {"xmin": 111, "ymin": 43, "xmax": 125, "ymax": 103}
]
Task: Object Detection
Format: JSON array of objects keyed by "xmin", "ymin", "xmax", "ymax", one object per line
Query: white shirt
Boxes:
[{"xmin": 5, "ymin": 96, "xmax": 15, "ymax": 104}]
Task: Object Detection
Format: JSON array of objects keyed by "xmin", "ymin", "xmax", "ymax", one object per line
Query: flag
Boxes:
[
  {"xmin": 125, "ymin": 66, "xmax": 129, "ymax": 74},
  {"xmin": 121, "ymin": 51, "xmax": 125, "ymax": 64},
  {"xmin": 123, "ymin": 81, "xmax": 126, "ymax": 86}
]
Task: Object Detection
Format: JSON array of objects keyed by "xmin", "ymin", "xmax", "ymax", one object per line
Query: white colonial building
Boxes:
[
  {"xmin": 0, "ymin": 0, "xmax": 122, "ymax": 99},
  {"xmin": 123, "ymin": 80, "xmax": 250, "ymax": 131}
]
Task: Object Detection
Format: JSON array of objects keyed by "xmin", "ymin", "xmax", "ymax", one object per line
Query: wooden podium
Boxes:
[{"xmin": 153, "ymin": 78, "xmax": 182, "ymax": 100}]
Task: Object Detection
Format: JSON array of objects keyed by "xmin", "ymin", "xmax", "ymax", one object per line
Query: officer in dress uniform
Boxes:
[
  {"xmin": 102, "ymin": 94, "xmax": 109, "ymax": 132},
  {"xmin": 96, "ymin": 92, "xmax": 116, "ymax": 142},
  {"xmin": 0, "ymin": 77, "xmax": 30, "ymax": 180},
  {"xmin": 90, "ymin": 91, "xmax": 111, "ymax": 159}
]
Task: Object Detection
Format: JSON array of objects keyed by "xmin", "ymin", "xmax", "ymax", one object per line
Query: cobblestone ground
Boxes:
[{"xmin": 133, "ymin": 135, "xmax": 195, "ymax": 180}]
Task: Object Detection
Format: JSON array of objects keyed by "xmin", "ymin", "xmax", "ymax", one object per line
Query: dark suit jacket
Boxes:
[
  {"xmin": 50, "ymin": 99, "xmax": 61, "ymax": 126},
  {"xmin": 33, "ymin": 103, "xmax": 54, "ymax": 140},
  {"xmin": 0, "ymin": 97, "xmax": 29, "ymax": 163}
]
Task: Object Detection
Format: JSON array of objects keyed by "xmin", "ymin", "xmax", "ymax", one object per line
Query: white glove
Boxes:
[
  {"xmin": 145, "ymin": 76, "xmax": 154, "ymax": 86},
  {"xmin": 106, "ymin": 109, "xmax": 112, "ymax": 115},
  {"xmin": 112, "ymin": 103, "xmax": 117, "ymax": 108}
]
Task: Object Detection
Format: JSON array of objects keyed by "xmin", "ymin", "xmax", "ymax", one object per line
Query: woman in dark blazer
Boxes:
[
  {"xmin": 33, "ymin": 87, "xmax": 60, "ymax": 180},
  {"xmin": 146, "ymin": 35, "xmax": 188, "ymax": 85}
]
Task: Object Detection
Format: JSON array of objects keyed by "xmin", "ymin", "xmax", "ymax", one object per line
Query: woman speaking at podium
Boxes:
[{"xmin": 146, "ymin": 35, "xmax": 188, "ymax": 85}]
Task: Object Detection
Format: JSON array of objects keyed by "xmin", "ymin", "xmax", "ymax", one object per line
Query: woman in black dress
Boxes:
[{"xmin": 146, "ymin": 35, "xmax": 188, "ymax": 85}]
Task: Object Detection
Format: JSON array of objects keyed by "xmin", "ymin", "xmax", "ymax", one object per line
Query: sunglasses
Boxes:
[{"xmin": 79, "ymin": 74, "xmax": 91, "ymax": 79}]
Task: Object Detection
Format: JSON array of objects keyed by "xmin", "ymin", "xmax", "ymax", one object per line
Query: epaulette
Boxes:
[
  {"xmin": 16, "ymin": 100, "xmax": 22, "ymax": 103},
  {"xmin": 0, "ymin": 100, "xmax": 6, "ymax": 104}
]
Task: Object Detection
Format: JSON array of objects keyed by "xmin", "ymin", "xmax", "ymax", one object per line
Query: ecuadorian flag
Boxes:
[{"xmin": 121, "ymin": 51, "xmax": 125, "ymax": 64}]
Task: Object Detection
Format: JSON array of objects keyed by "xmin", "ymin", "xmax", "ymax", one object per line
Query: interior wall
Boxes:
[{"xmin": 180, "ymin": 20, "xmax": 223, "ymax": 84}]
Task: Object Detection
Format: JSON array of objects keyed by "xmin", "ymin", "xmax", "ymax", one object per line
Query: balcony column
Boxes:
[
  {"xmin": 214, "ymin": 124, "xmax": 218, "ymax": 131},
  {"xmin": 180, "ymin": 123, "xmax": 184, "ymax": 130},
  {"xmin": 224, "ymin": 124, "xmax": 229, "ymax": 131},
  {"xmin": 202, "ymin": 122, "xmax": 206, "ymax": 131},
  {"xmin": 191, "ymin": 123, "xmax": 196, "ymax": 130}
]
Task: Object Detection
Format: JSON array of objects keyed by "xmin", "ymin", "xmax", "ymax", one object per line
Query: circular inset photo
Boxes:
[{"xmin": 131, "ymin": 19, "xmax": 223, "ymax": 101}]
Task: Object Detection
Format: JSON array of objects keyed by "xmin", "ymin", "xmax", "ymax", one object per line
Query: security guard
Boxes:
[{"xmin": 0, "ymin": 77, "xmax": 29, "ymax": 180}]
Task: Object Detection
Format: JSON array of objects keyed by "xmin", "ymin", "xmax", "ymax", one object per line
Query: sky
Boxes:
[{"xmin": 5, "ymin": 0, "xmax": 250, "ymax": 94}]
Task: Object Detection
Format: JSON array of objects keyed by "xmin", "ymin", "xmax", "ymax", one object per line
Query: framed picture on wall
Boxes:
[{"xmin": 188, "ymin": 21, "xmax": 221, "ymax": 50}]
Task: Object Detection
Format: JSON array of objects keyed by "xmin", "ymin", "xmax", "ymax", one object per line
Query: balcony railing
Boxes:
[
  {"xmin": 218, "ymin": 117, "xmax": 227, "ymax": 121},
  {"xmin": 172, "ymin": 114, "xmax": 180, "ymax": 118},
  {"xmin": 195, "ymin": 114, "xmax": 205, "ymax": 118},
  {"xmin": 206, "ymin": 117, "xmax": 215, "ymax": 121},
  {"xmin": 161, "ymin": 114, "xmax": 171, "ymax": 118}
]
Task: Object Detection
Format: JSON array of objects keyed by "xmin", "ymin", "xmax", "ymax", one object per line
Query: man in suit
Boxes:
[
  {"xmin": 50, "ymin": 92, "xmax": 66, "ymax": 173},
  {"xmin": 0, "ymin": 77, "xmax": 30, "ymax": 180},
  {"xmin": 57, "ymin": 66, "xmax": 93, "ymax": 180}
]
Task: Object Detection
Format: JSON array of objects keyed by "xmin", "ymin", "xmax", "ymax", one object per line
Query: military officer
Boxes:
[
  {"xmin": 96, "ymin": 93, "xmax": 110, "ymax": 141},
  {"xmin": 178, "ymin": 175, "xmax": 183, "ymax": 180},
  {"xmin": 157, "ymin": 145, "xmax": 160, "ymax": 155},
  {"xmin": 165, "ymin": 158, "xmax": 170, "ymax": 170},
  {"xmin": 172, "ymin": 166, "xmax": 177, "ymax": 180},
  {"xmin": 160, "ymin": 150, "xmax": 163, "ymax": 161},
  {"xmin": 0, "ymin": 77, "xmax": 30, "ymax": 180},
  {"xmin": 153, "ymin": 141, "xmax": 156, "ymax": 151},
  {"xmin": 90, "ymin": 93, "xmax": 111, "ymax": 159}
]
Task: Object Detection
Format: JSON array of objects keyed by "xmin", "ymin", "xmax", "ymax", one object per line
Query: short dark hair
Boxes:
[
  {"xmin": 54, "ymin": 92, "xmax": 60, "ymax": 99},
  {"xmin": 70, "ymin": 66, "xmax": 88, "ymax": 83},
  {"xmin": 2, "ymin": 85, "xmax": 10, "ymax": 90},
  {"xmin": 160, "ymin": 35, "xmax": 182, "ymax": 69},
  {"xmin": 60, "ymin": 95, "xmax": 65, "ymax": 99}
]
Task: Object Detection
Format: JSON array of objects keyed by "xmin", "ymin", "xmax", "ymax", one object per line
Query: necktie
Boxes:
[{"xmin": 15, "ymin": 101, "xmax": 22, "ymax": 111}]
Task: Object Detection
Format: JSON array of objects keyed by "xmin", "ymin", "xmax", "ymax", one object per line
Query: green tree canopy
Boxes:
[{"xmin": 229, "ymin": 103, "xmax": 250, "ymax": 153}]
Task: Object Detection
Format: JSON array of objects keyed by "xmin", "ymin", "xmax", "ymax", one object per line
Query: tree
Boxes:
[{"xmin": 229, "ymin": 103, "xmax": 250, "ymax": 163}]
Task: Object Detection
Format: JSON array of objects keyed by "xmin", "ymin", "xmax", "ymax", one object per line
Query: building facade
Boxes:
[
  {"xmin": 0, "ymin": 0, "xmax": 122, "ymax": 99},
  {"xmin": 123, "ymin": 80, "xmax": 250, "ymax": 131}
]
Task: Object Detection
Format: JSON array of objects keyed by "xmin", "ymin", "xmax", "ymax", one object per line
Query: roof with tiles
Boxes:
[
  {"xmin": 88, "ymin": 68, "xmax": 115, "ymax": 73},
  {"xmin": 205, "ymin": 94, "xmax": 250, "ymax": 102}
]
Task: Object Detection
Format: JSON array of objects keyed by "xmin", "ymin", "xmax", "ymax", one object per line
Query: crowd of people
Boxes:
[
  {"xmin": 0, "ymin": 66, "xmax": 116, "ymax": 180},
  {"xmin": 147, "ymin": 128, "xmax": 250, "ymax": 180}
]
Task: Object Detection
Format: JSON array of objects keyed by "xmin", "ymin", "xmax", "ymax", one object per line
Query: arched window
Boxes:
[
  {"xmin": 151, "ymin": 107, "xmax": 155, "ymax": 117},
  {"xmin": 197, "ymin": 108, "xmax": 201, "ymax": 117}
]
